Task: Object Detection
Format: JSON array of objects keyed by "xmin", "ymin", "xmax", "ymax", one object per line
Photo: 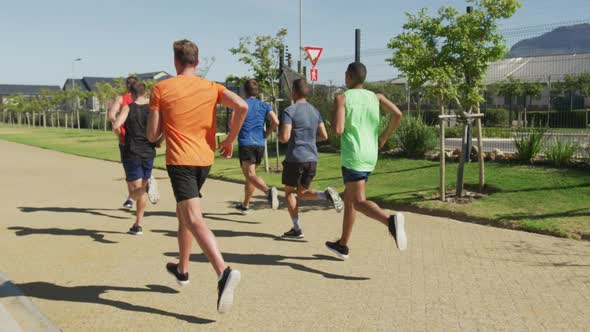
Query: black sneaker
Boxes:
[
  {"xmin": 388, "ymin": 213, "xmax": 408, "ymax": 251},
  {"xmin": 268, "ymin": 187, "xmax": 279, "ymax": 210},
  {"xmin": 217, "ymin": 267, "xmax": 241, "ymax": 314},
  {"xmin": 234, "ymin": 203, "xmax": 249, "ymax": 215},
  {"xmin": 282, "ymin": 228, "xmax": 304, "ymax": 239},
  {"xmin": 325, "ymin": 240, "xmax": 349, "ymax": 260},
  {"xmin": 123, "ymin": 198, "xmax": 133, "ymax": 209},
  {"xmin": 166, "ymin": 263, "xmax": 190, "ymax": 286},
  {"xmin": 128, "ymin": 225, "xmax": 143, "ymax": 235},
  {"xmin": 325, "ymin": 187, "xmax": 344, "ymax": 213}
]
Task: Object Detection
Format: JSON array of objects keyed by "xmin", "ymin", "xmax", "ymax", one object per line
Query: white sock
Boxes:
[
  {"xmin": 292, "ymin": 217, "xmax": 302, "ymax": 231},
  {"xmin": 317, "ymin": 191, "xmax": 327, "ymax": 200},
  {"xmin": 218, "ymin": 271, "xmax": 224, "ymax": 281}
]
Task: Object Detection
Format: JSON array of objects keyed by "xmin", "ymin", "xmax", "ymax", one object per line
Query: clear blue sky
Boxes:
[{"xmin": 1, "ymin": 0, "xmax": 589, "ymax": 86}]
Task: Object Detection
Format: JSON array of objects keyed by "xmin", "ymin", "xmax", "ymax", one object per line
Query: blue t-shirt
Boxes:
[
  {"xmin": 238, "ymin": 97, "xmax": 273, "ymax": 147},
  {"xmin": 282, "ymin": 102, "xmax": 323, "ymax": 163}
]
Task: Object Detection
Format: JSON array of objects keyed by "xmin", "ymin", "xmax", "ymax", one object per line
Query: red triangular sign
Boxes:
[{"xmin": 304, "ymin": 46, "xmax": 323, "ymax": 67}]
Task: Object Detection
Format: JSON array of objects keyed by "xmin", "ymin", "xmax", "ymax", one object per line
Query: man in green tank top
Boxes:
[{"xmin": 325, "ymin": 62, "xmax": 407, "ymax": 260}]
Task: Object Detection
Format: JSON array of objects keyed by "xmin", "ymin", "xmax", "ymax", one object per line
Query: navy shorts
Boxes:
[
  {"xmin": 122, "ymin": 159, "xmax": 154, "ymax": 182},
  {"xmin": 341, "ymin": 167, "xmax": 371, "ymax": 183}
]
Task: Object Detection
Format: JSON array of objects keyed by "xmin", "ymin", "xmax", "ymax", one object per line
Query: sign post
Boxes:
[
  {"xmin": 304, "ymin": 46, "xmax": 323, "ymax": 85},
  {"xmin": 310, "ymin": 68, "xmax": 318, "ymax": 82}
]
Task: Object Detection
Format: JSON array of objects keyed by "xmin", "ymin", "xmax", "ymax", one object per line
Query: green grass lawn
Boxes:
[{"xmin": 1, "ymin": 125, "xmax": 589, "ymax": 240}]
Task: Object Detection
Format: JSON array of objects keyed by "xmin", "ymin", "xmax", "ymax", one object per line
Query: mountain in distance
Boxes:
[{"xmin": 507, "ymin": 23, "xmax": 590, "ymax": 58}]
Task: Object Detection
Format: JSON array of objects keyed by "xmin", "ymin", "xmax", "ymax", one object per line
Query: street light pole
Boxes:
[
  {"xmin": 299, "ymin": 0, "xmax": 302, "ymax": 75},
  {"xmin": 72, "ymin": 58, "xmax": 82, "ymax": 91}
]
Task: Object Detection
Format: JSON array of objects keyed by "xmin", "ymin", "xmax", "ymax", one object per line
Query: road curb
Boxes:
[{"xmin": 0, "ymin": 272, "xmax": 60, "ymax": 332}]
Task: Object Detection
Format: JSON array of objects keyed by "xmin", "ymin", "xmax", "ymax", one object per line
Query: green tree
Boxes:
[
  {"xmin": 387, "ymin": 0, "xmax": 521, "ymax": 198},
  {"xmin": 520, "ymin": 81, "xmax": 543, "ymax": 127},
  {"xmin": 95, "ymin": 82, "xmax": 119, "ymax": 131},
  {"xmin": 493, "ymin": 76, "xmax": 523, "ymax": 125},
  {"xmin": 229, "ymin": 28, "xmax": 287, "ymax": 98}
]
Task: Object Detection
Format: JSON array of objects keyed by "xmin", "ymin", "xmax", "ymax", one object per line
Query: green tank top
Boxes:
[{"xmin": 341, "ymin": 89, "xmax": 380, "ymax": 172}]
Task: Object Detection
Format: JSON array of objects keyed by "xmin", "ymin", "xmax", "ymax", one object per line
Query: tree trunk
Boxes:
[
  {"xmin": 90, "ymin": 114, "xmax": 94, "ymax": 130},
  {"xmin": 26, "ymin": 113, "xmax": 30, "ymax": 127},
  {"xmin": 51, "ymin": 113, "xmax": 55, "ymax": 128},
  {"xmin": 43, "ymin": 111, "xmax": 47, "ymax": 128},
  {"xmin": 103, "ymin": 111, "xmax": 108, "ymax": 131},
  {"xmin": 456, "ymin": 124, "xmax": 469, "ymax": 198},
  {"xmin": 476, "ymin": 105, "xmax": 485, "ymax": 191},
  {"xmin": 76, "ymin": 109, "xmax": 81, "ymax": 130},
  {"xmin": 65, "ymin": 113, "xmax": 68, "ymax": 130}
]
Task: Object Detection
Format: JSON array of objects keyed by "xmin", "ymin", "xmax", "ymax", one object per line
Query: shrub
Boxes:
[
  {"xmin": 544, "ymin": 140, "xmax": 579, "ymax": 167},
  {"xmin": 395, "ymin": 116, "xmax": 437, "ymax": 158},
  {"xmin": 445, "ymin": 125, "xmax": 463, "ymax": 138},
  {"xmin": 484, "ymin": 108, "xmax": 509, "ymax": 127},
  {"xmin": 513, "ymin": 127, "xmax": 547, "ymax": 163}
]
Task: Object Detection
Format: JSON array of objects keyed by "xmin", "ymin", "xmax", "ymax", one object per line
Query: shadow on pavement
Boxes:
[
  {"xmin": 18, "ymin": 206, "xmax": 130, "ymax": 220},
  {"xmin": 0, "ymin": 282, "xmax": 214, "ymax": 324},
  {"xmin": 228, "ymin": 199, "xmax": 334, "ymax": 213},
  {"xmin": 144, "ymin": 211, "xmax": 261, "ymax": 225},
  {"xmin": 152, "ymin": 229, "xmax": 283, "ymax": 240},
  {"xmin": 8, "ymin": 226, "xmax": 125, "ymax": 244},
  {"xmin": 164, "ymin": 252, "xmax": 369, "ymax": 281}
]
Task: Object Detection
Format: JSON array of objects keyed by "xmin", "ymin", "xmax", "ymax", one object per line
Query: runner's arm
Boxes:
[
  {"xmin": 147, "ymin": 109, "xmax": 162, "ymax": 143},
  {"xmin": 218, "ymin": 89, "xmax": 248, "ymax": 157},
  {"xmin": 316, "ymin": 122, "xmax": 328, "ymax": 142},
  {"xmin": 265, "ymin": 111, "xmax": 279, "ymax": 137},
  {"xmin": 332, "ymin": 93, "xmax": 346, "ymax": 137},
  {"xmin": 279, "ymin": 123, "xmax": 292, "ymax": 143},
  {"xmin": 108, "ymin": 95, "xmax": 123, "ymax": 123},
  {"xmin": 112, "ymin": 105, "xmax": 130, "ymax": 134},
  {"xmin": 219, "ymin": 90, "xmax": 248, "ymax": 142},
  {"xmin": 377, "ymin": 93, "xmax": 403, "ymax": 149}
]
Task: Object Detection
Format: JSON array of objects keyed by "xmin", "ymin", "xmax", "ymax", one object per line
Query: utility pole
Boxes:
[
  {"xmin": 299, "ymin": 0, "xmax": 303, "ymax": 74},
  {"xmin": 355, "ymin": 29, "xmax": 361, "ymax": 62}
]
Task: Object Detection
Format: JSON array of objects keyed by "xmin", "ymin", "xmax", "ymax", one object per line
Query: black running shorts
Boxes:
[
  {"xmin": 166, "ymin": 165, "xmax": 211, "ymax": 203},
  {"xmin": 282, "ymin": 161, "xmax": 317, "ymax": 189},
  {"xmin": 238, "ymin": 145, "xmax": 265, "ymax": 166}
]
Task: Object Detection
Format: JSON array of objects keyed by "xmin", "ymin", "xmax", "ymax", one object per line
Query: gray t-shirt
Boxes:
[{"xmin": 282, "ymin": 102, "xmax": 323, "ymax": 163}]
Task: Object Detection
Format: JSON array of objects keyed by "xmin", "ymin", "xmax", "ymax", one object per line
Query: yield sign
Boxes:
[{"xmin": 304, "ymin": 46, "xmax": 323, "ymax": 67}]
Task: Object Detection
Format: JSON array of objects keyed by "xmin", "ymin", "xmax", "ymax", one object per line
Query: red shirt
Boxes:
[{"xmin": 120, "ymin": 93, "xmax": 132, "ymax": 137}]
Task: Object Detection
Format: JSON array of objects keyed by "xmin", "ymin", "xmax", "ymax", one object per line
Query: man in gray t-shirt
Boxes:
[{"xmin": 278, "ymin": 79, "xmax": 344, "ymax": 239}]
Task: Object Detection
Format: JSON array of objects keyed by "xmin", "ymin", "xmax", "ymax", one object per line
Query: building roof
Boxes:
[
  {"xmin": 62, "ymin": 71, "xmax": 172, "ymax": 92},
  {"xmin": 388, "ymin": 53, "xmax": 590, "ymax": 86},
  {"xmin": 0, "ymin": 84, "xmax": 61, "ymax": 96},
  {"xmin": 485, "ymin": 53, "xmax": 590, "ymax": 83}
]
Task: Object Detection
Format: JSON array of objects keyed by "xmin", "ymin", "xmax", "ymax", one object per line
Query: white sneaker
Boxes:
[
  {"xmin": 388, "ymin": 213, "xmax": 407, "ymax": 251},
  {"xmin": 325, "ymin": 187, "xmax": 344, "ymax": 213},
  {"xmin": 147, "ymin": 176, "xmax": 160, "ymax": 204},
  {"xmin": 269, "ymin": 187, "xmax": 279, "ymax": 210}
]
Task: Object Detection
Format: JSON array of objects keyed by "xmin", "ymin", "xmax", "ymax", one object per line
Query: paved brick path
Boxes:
[{"xmin": 0, "ymin": 140, "xmax": 589, "ymax": 331}]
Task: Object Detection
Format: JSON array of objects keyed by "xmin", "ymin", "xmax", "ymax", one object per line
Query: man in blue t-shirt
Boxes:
[
  {"xmin": 234, "ymin": 80, "xmax": 280, "ymax": 214},
  {"xmin": 278, "ymin": 79, "xmax": 343, "ymax": 239}
]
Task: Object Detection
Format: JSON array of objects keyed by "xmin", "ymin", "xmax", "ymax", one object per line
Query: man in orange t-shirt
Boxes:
[{"xmin": 147, "ymin": 39, "xmax": 248, "ymax": 314}]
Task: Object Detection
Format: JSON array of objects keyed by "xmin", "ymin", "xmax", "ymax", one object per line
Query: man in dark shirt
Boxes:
[{"xmin": 279, "ymin": 79, "xmax": 343, "ymax": 239}]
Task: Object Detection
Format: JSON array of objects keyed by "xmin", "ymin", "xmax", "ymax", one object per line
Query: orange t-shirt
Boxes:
[{"xmin": 149, "ymin": 75, "xmax": 225, "ymax": 166}]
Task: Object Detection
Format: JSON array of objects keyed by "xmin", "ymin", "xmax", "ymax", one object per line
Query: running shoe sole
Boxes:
[
  {"xmin": 218, "ymin": 270, "xmax": 241, "ymax": 314},
  {"xmin": 394, "ymin": 213, "xmax": 408, "ymax": 251},
  {"xmin": 325, "ymin": 244, "xmax": 349, "ymax": 260},
  {"xmin": 270, "ymin": 187, "xmax": 279, "ymax": 210},
  {"xmin": 325, "ymin": 187, "xmax": 344, "ymax": 213},
  {"xmin": 282, "ymin": 233, "xmax": 305, "ymax": 239},
  {"xmin": 147, "ymin": 176, "xmax": 160, "ymax": 204},
  {"xmin": 166, "ymin": 266, "xmax": 190, "ymax": 286}
]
